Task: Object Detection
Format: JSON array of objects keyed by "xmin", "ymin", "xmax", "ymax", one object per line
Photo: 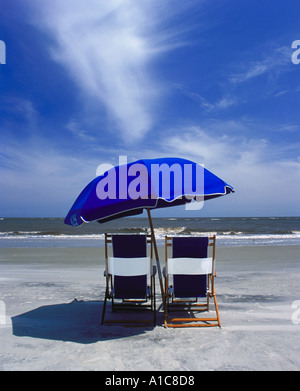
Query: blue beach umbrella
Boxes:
[{"xmin": 64, "ymin": 157, "xmax": 234, "ymax": 308}]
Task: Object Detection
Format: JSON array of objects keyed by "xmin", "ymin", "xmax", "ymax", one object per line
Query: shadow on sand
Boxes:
[{"xmin": 12, "ymin": 299, "xmax": 155, "ymax": 344}]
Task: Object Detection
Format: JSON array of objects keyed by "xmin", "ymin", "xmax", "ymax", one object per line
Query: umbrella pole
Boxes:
[{"xmin": 147, "ymin": 209, "xmax": 166, "ymax": 314}]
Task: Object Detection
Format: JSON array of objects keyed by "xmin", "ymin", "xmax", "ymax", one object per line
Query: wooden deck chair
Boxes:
[
  {"xmin": 163, "ymin": 235, "xmax": 221, "ymax": 328},
  {"xmin": 101, "ymin": 234, "xmax": 156, "ymax": 326}
]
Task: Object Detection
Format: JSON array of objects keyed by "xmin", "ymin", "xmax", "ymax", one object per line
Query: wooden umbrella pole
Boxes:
[{"xmin": 147, "ymin": 209, "xmax": 166, "ymax": 313}]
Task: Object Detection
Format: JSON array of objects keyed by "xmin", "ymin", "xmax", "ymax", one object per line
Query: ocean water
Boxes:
[{"xmin": 0, "ymin": 217, "xmax": 299, "ymax": 248}]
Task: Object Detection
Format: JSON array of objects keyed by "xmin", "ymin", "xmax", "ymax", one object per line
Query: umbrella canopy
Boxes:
[{"xmin": 65, "ymin": 157, "xmax": 234, "ymax": 227}]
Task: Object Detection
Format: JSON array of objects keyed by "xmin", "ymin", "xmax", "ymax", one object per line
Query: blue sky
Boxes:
[{"xmin": 1, "ymin": 0, "xmax": 300, "ymax": 218}]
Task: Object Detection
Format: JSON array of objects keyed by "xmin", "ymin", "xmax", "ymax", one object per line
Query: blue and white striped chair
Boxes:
[
  {"xmin": 163, "ymin": 235, "xmax": 220, "ymax": 328},
  {"xmin": 101, "ymin": 234, "xmax": 156, "ymax": 326}
]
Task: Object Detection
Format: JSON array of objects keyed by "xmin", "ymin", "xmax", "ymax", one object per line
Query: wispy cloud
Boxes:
[
  {"xmin": 66, "ymin": 119, "xmax": 96, "ymax": 143},
  {"xmin": 1, "ymin": 97, "xmax": 38, "ymax": 129},
  {"xmin": 161, "ymin": 123, "xmax": 266, "ymax": 167},
  {"xmin": 274, "ymin": 123, "xmax": 300, "ymax": 132},
  {"xmin": 29, "ymin": 0, "xmax": 192, "ymax": 142},
  {"xmin": 199, "ymin": 95, "xmax": 236, "ymax": 111},
  {"xmin": 229, "ymin": 46, "xmax": 291, "ymax": 84},
  {"xmin": 230, "ymin": 64, "xmax": 268, "ymax": 84},
  {"xmin": 174, "ymin": 84, "xmax": 237, "ymax": 112},
  {"xmin": 158, "ymin": 123, "xmax": 300, "ymax": 215},
  {"xmin": 1, "ymin": 134, "xmax": 101, "ymax": 216}
]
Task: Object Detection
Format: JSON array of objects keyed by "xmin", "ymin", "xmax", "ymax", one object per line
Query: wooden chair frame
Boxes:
[
  {"xmin": 164, "ymin": 235, "xmax": 221, "ymax": 328},
  {"xmin": 101, "ymin": 233, "xmax": 156, "ymax": 326}
]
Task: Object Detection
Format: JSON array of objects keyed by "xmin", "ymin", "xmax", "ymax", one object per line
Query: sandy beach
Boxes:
[{"xmin": 0, "ymin": 244, "xmax": 299, "ymax": 371}]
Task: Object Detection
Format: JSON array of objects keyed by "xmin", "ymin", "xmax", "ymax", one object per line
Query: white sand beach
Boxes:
[{"xmin": 1, "ymin": 245, "xmax": 300, "ymax": 371}]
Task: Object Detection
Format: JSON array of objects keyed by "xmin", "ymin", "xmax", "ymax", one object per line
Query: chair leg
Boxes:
[
  {"xmin": 213, "ymin": 293, "xmax": 221, "ymax": 327},
  {"xmin": 154, "ymin": 282, "xmax": 157, "ymax": 326},
  {"xmin": 164, "ymin": 307, "xmax": 168, "ymax": 328},
  {"xmin": 101, "ymin": 292, "xmax": 108, "ymax": 325},
  {"xmin": 163, "ymin": 280, "xmax": 169, "ymax": 328}
]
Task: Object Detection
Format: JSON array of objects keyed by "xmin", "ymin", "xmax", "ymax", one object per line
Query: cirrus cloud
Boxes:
[{"xmin": 29, "ymin": 0, "xmax": 193, "ymax": 142}]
